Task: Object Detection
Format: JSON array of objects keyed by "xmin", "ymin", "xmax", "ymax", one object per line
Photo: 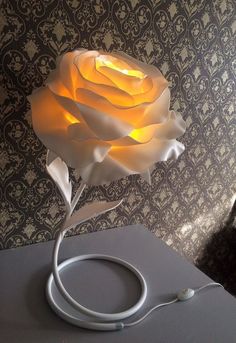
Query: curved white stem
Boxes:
[
  {"xmin": 52, "ymin": 232, "xmax": 147, "ymax": 321},
  {"xmin": 48, "ymin": 181, "xmax": 147, "ymax": 330}
]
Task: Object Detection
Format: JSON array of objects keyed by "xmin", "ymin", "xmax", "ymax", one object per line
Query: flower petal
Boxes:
[
  {"xmin": 74, "ymin": 51, "xmax": 136, "ymax": 107},
  {"xmin": 47, "ymin": 50, "xmax": 169, "ymax": 115},
  {"xmin": 153, "ymin": 111, "xmax": 186, "ymax": 139},
  {"xmin": 52, "ymin": 93, "xmax": 84, "ymax": 122},
  {"xmin": 76, "ymin": 102, "xmax": 133, "ymax": 140},
  {"xmin": 48, "ymin": 91, "xmax": 134, "ymax": 140},
  {"xmin": 111, "ymin": 51, "xmax": 169, "ymax": 103},
  {"xmin": 46, "ymin": 69, "xmax": 71, "ymax": 99},
  {"xmin": 67, "ymin": 122, "xmax": 97, "ymax": 141},
  {"xmin": 48, "ymin": 50, "xmax": 142, "ymax": 107},
  {"xmin": 75, "ymin": 87, "xmax": 169, "ymax": 128},
  {"xmin": 136, "ymin": 87, "xmax": 171, "ymax": 127},
  {"xmin": 75, "ymin": 50, "xmax": 116, "ymax": 88},
  {"xmin": 28, "ymin": 87, "xmax": 111, "ymax": 170},
  {"xmin": 109, "ymin": 138, "xmax": 185, "ymax": 172},
  {"xmin": 76, "ymin": 88, "xmax": 142, "ymax": 124},
  {"xmin": 122, "ymin": 110, "xmax": 186, "ymax": 144},
  {"xmin": 77, "ymin": 83, "xmax": 135, "ymax": 107},
  {"xmin": 96, "ymin": 54, "xmax": 152, "ymax": 95},
  {"xmin": 79, "ymin": 155, "xmax": 137, "ymax": 185},
  {"xmin": 79, "ymin": 138, "xmax": 185, "ymax": 185},
  {"xmin": 47, "ymin": 49, "xmax": 87, "ymax": 99},
  {"xmin": 74, "ymin": 50, "xmax": 164, "ymax": 107}
]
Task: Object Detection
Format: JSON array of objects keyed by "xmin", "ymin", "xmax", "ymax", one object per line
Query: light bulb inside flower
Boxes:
[
  {"xmin": 129, "ymin": 129, "xmax": 141, "ymax": 140},
  {"xmin": 65, "ymin": 113, "xmax": 79, "ymax": 124},
  {"xmin": 128, "ymin": 127, "xmax": 152, "ymax": 143},
  {"xmin": 96, "ymin": 56, "xmax": 146, "ymax": 79}
]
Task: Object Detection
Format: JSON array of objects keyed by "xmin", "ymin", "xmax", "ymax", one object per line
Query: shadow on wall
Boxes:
[{"xmin": 197, "ymin": 200, "xmax": 236, "ymax": 296}]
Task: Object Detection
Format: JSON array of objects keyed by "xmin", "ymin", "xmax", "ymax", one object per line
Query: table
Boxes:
[{"xmin": 1, "ymin": 225, "xmax": 236, "ymax": 342}]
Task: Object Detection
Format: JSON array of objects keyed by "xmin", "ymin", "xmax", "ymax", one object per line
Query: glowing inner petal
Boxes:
[
  {"xmin": 65, "ymin": 112, "xmax": 79, "ymax": 124},
  {"xmin": 96, "ymin": 56, "xmax": 145, "ymax": 79},
  {"xmin": 129, "ymin": 125, "xmax": 157, "ymax": 143}
]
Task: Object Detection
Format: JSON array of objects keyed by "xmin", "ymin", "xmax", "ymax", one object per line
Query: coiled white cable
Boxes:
[{"xmin": 47, "ymin": 243, "xmax": 223, "ymax": 332}]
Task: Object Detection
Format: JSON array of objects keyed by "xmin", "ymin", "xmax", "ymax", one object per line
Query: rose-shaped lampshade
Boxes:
[{"xmin": 29, "ymin": 49, "xmax": 186, "ymax": 185}]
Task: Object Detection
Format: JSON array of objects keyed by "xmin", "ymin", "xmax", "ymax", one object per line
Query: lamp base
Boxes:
[{"xmin": 46, "ymin": 254, "xmax": 147, "ymax": 331}]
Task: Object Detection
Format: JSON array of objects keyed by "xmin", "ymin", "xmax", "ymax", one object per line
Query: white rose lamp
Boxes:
[{"xmin": 28, "ymin": 49, "xmax": 186, "ymax": 331}]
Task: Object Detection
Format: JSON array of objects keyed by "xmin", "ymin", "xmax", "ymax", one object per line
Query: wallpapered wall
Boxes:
[{"xmin": 1, "ymin": 0, "xmax": 235, "ymax": 265}]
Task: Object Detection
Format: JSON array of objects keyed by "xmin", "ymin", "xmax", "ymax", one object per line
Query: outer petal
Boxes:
[
  {"xmin": 28, "ymin": 87, "xmax": 111, "ymax": 170},
  {"xmin": 52, "ymin": 93, "xmax": 84, "ymax": 122},
  {"xmin": 76, "ymin": 88, "xmax": 143, "ymax": 124},
  {"xmin": 47, "ymin": 50, "xmax": 121, "ymax": 103},
  {"xmin": 76, "ymin": 102, "xmax": 133, "ymax": 140},
  {"xmin": 136, "ymin": 87, "xmax": 170, "ymax": 127},
  {"xmin": 49, "ymin": 91, "xmax": 134, "ymax": 140},
  {"xmin": 79, "ymin": 155, "xmax": 137, "ymax": 185},
  {"xmin": 50, "ymin": 86, "xmax": 171, "ymax": 134},
  {"xmin": 47, "ymin": 49, "xmax": 87, "ymax": 99},
  {"xmin": 75, "ymin": 87, "xmax": 169, "ymax": 127},
  {"xmin": 153, "ymin": 111, "xmax": 186, "ymax": 139},
  {"xmin": 79, "ymin": 138, "xmax": 184, "ymax": 185},
  {"xmin": 123, "ymin": 110, "xmax": 186, "ymax": 144},
  {"xmin": 77, "ymin": 81, "xmax": 135, "ymax": 107},
  {"xmin": 109, "ymin": 138, "xmax": 185, "ymax": 172},
  {"xmin": 67, "ymin": 122, "xmax": 97, "ymax": 141}
]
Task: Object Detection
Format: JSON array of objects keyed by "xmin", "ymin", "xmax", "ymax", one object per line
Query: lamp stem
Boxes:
[
  {"xmin": 50, "ymin": 229, "xmax": 147, "ymax": 329},
  {"xmin": 48, "ymin": 181, "xmax": 147, "ymax": 331}
]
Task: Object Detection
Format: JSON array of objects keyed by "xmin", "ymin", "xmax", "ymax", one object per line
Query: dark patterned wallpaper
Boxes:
[{"xmin": 1, "ymin": 0, "xmax": 235, "ymax": 269}]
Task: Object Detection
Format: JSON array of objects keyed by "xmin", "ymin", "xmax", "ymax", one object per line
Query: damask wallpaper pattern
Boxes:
[{"xmin": 1, "ymin": 0, "xmax": 235, "ymax": 269}]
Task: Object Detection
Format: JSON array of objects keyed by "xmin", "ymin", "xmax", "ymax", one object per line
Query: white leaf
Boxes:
[
  {"xmin": 63, "ymin": 199, "xmax": 123, "ymax": 232},
  {"xmin": 46, "ymin": 150, "xmax": 72, "ymax": 209}
]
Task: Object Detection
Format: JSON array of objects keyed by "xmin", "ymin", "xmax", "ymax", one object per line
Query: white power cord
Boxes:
[
  {"xmin": 124, "ymin": 282, "xmax": 223, "ymax": 328},
  {"xmin": 124, "ymin": 298, "xmax": 179, "ymax": 327}
]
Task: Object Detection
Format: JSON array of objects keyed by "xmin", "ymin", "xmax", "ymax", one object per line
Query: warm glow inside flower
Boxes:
[
  {"xmin": 96, "ymin": 56, "xmax": 146, "ymax": 79},
  {"xmin": 65, "ymin": 113, "xmax": 79, "ymax": 124},
  {"xmin": 29, "ymin": 49, "xmax": 186, "ymax": 185}
]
